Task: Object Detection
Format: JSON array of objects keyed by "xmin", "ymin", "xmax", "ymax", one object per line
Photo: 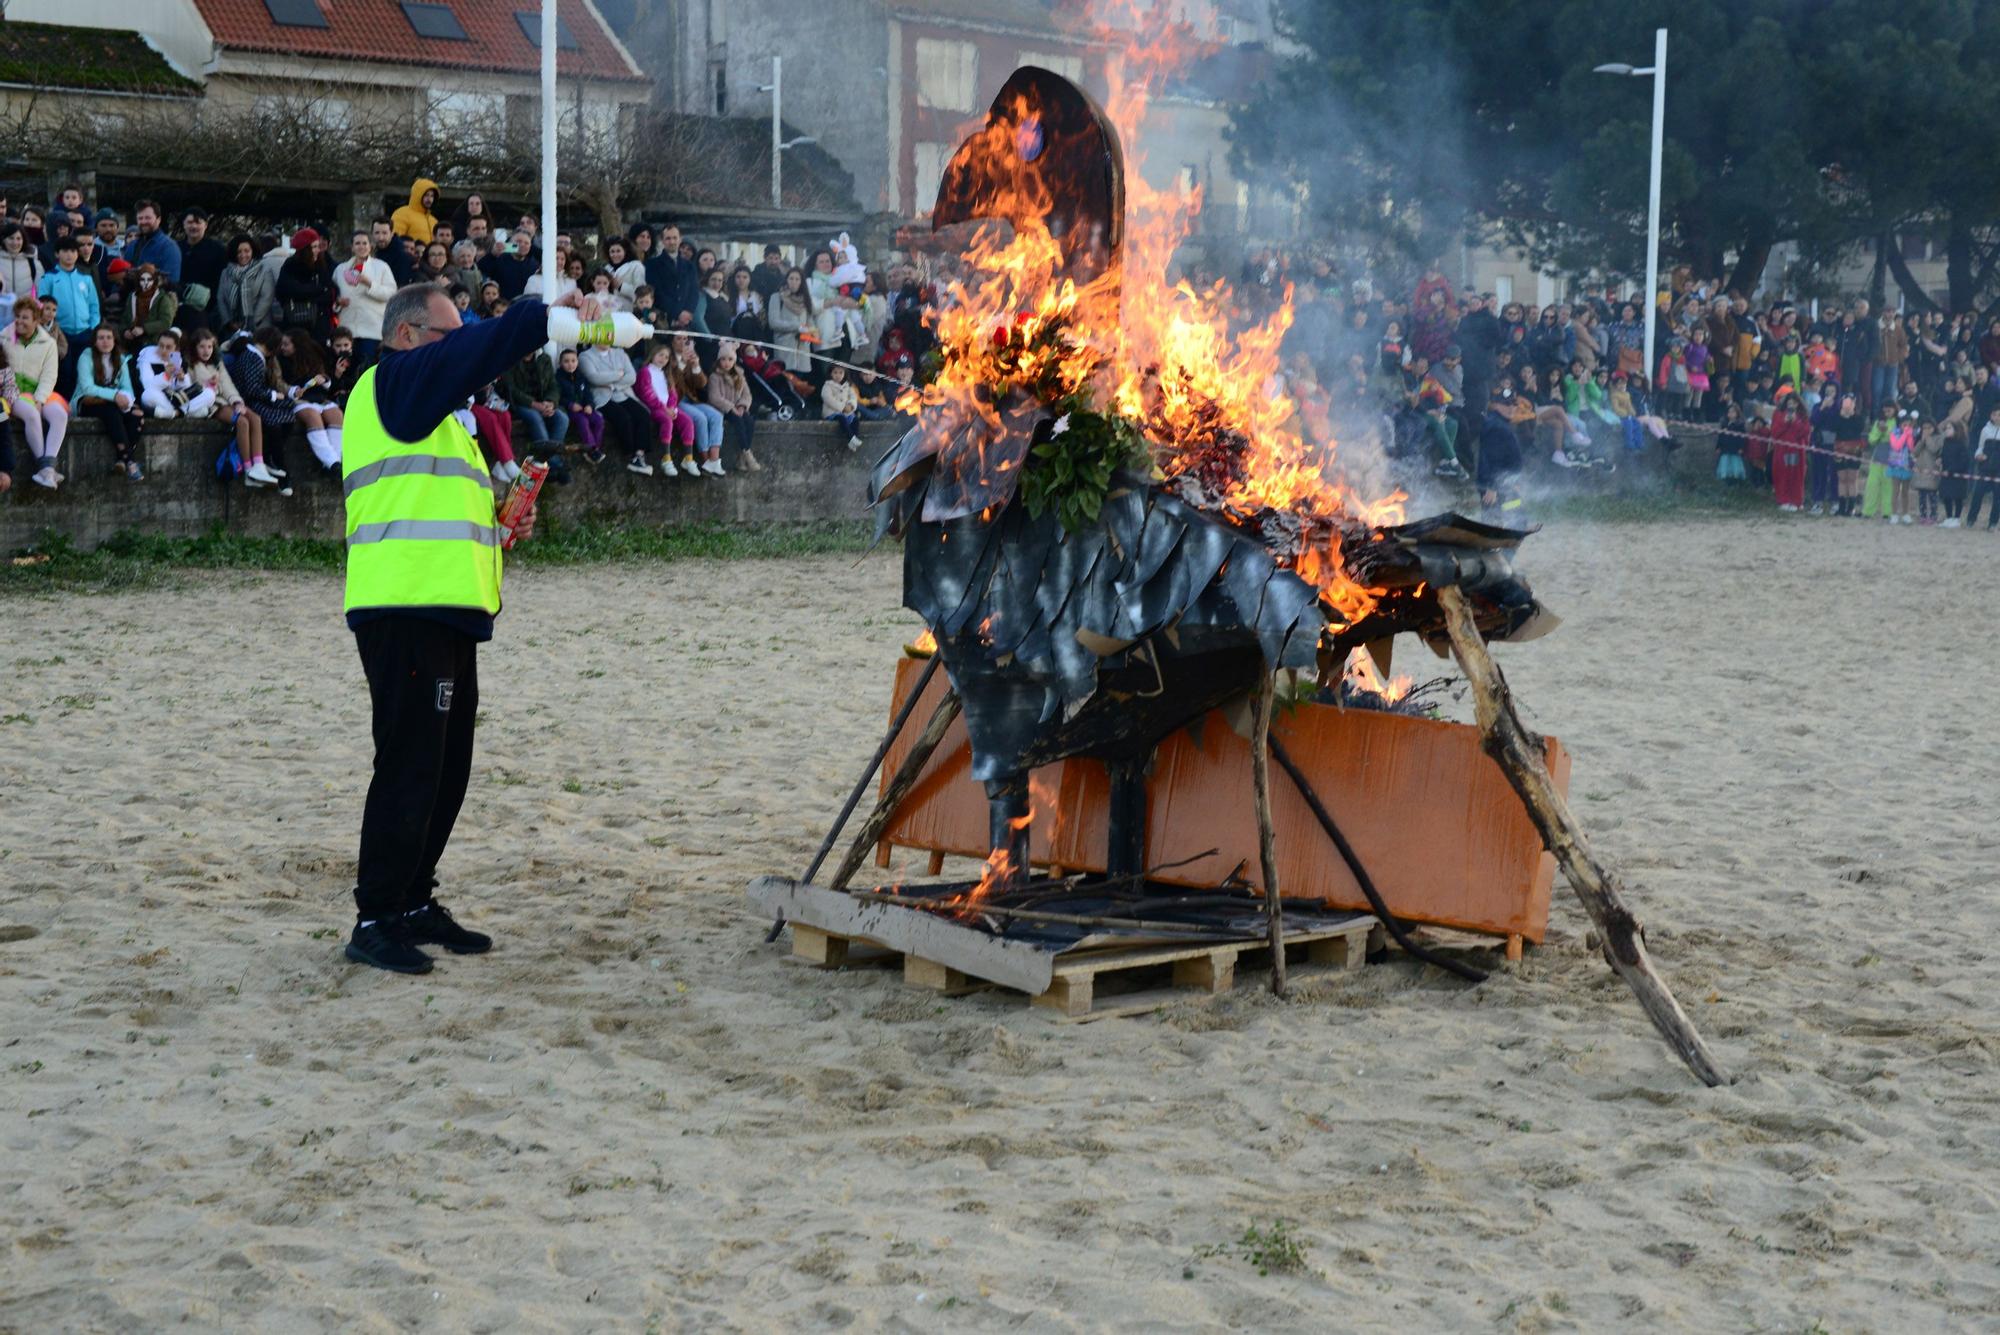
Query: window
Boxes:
[
  {"xmin": 429, "ymin": 89, "xmax": 504, "ymax": 139},
  {"xmin": 1019, "ymin": 50, "xmax": 1084, "ymax": 83},
  {"xmin": 263, "ymin": 0, "xmax": 328, "ymax": 27},
  {"xmin": 914, "ymin": 141, "xmax": 953, "ymax": 213},
  {"xmin": 915, "ymin": 38, "xmax": 978, "ymax": 112},
  {"xmin": 1493, "ymin": 275, "xmax": 1513, "ymax": 307},
  {"xmin": 514, "ymin": 11, "xmax": 580, "ymax": 50},
  {"xmin": 402, "ymin": 2, "xmax": 469, "ymax": 42}
]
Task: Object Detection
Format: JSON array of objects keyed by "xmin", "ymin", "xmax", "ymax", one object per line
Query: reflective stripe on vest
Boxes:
[
  {"xmin": 343, "ymin": 453, "xmax": 491, "ymax": 497},
  {"xmin": 341, "ymin": 364, "xmax": 503, "ymax": 617}
]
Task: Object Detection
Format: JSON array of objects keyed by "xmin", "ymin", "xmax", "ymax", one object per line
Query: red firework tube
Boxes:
[{"xmin": 495, "ymin": 458, "xmax": 549, "ymax": 550}]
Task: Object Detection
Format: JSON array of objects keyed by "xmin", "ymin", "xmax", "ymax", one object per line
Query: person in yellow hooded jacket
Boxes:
[{"xmin": 391, "ymin": 178, "xmax": 440, "ymax": 245}]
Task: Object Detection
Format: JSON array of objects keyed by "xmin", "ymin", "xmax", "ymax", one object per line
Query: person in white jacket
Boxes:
[
  {"xmin": 333, "ymin": 230, "xmax": 395, "ymax": 366},
  {"xmin": 137, "ymin": 330, "xmax": 214, "ymax": 419}
]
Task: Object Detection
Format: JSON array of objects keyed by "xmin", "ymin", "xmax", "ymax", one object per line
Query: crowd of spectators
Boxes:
[
  {"xmin": 0, "ymin": 178, "xmax": 937, "ymax": 496},
  {"xmin": 1257, "ymin": 248, "xmax": 2000, "ymax": 526}
]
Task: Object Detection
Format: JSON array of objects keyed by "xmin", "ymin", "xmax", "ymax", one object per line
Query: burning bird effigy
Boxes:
[{"xmin": 752, "ymin": 62, "xmax": 1726, "ymax": 1085}]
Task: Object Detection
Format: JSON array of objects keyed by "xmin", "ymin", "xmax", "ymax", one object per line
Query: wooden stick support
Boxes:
[
  {"xmin": 829, "ymin": 691, "xmax": 963, "ymax": 892},
  {"xmin": 1435, "ymin": 586, "xmax": 1729, "ymax": 1087},
  {"xmin": 1249, "ymin": 674, "xmax": 1287, "ymax": 997}
]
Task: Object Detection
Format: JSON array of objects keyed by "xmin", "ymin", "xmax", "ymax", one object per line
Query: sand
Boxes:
[{"xmin": 3, "ymin": 514, "xmax": 1998, "ymax": 1332}]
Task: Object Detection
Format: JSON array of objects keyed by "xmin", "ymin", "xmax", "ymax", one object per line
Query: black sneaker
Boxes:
[
  {"xmin": 345, "ymin": 920, "xmax": 434, "ymax": 974},
  {"xmin": 397, "ymin": 901, "xmax": 492, "ymax": 955}
]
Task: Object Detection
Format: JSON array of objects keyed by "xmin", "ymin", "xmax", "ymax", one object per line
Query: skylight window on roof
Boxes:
[{"xmin": 401, "ymin": 2, "xmax": 470, "ymax": 41}]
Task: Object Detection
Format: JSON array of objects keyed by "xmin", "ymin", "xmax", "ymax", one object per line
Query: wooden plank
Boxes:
[
  {"xmin": 747, "ymin": 876, "xmax": 1058, "ymax": 996},
  {"xmin": 1033, "ymin": 974, "xmax": 1094, "ymax": 1017},
  {"xmin": 926, "ymin": 849, "xmax": 947, "ymax": 876},
  {"xmin": 1305, "ymin": 932, "xmax": 1367, "ymax": 971}
]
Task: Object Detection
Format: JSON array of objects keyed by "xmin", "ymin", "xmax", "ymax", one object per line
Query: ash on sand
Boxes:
[{"xmin": 2, "ymin": 516, "xmax": 1997, "ymax": 1329}]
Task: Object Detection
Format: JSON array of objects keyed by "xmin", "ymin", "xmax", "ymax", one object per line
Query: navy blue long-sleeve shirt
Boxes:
[{"xmin": 346, "ymin": 298, "xmax": 554, "ymax": 641}]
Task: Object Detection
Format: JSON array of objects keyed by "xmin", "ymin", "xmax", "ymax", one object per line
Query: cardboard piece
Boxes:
[{"xmin": 876, "ymin": 656, "xmax": 1568, "ymax": 942}]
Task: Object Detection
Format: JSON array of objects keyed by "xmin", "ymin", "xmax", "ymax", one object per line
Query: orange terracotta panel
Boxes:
[{"xmin": 875, "ymin": 656, "xmax": 1565, "ymax": 940}]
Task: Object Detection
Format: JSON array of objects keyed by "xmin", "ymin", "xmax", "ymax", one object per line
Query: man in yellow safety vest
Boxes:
[{"xmin": 341, "ymin": 281, "xmax": 598, "ymax": 974}]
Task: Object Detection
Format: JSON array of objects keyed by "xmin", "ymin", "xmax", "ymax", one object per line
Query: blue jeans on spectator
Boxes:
[
  {"xmin": 681, "ymin": 401, "xmax": 724, "ymax": 450},
  {"xmin": 513, "ymin": 406, "xmax": 571, "ymax": 451},
  {"xmin": 1870, "ymin": 364, "xmax": 1897, "ymax": 412},
  {"xmin": 857, "ymin": 404, "xmax": 897, "ymax": 421},
  {"xmin": 827, "ymin": 411, "xmax": 861, "ymax": 440}
]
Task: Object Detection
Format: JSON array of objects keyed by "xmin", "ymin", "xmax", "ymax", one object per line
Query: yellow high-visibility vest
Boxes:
[{"xmin": 341, "ymin": 366, "xmax": 502, "ymax": 616}]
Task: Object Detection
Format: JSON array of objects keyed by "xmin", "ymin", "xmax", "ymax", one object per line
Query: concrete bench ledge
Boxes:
[{"xmin": 2, "ymin": 418, "xmax": 909, "ymax": 549}]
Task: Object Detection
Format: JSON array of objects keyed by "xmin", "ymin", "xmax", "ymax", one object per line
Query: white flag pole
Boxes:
[{"xmin": 540, "ymin": 0, "xmax": 559, "ymax": 342}]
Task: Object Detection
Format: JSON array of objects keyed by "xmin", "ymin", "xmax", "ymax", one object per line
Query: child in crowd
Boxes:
[
  {"xmin": 1715, "ymin": 402, "xmax": 1748, "ymax": 481},
  {"xmin": 186, "ymin": 330, "xmax": 258, "ymax": 474},
  {"xmin": 706, "ymin": 344, "xmax": 759, "ymax": 471},
  {"xmin": 279, "ymin": 328, "xmax": 345, "ymax": 473},
  {"xmin": 74, "ymin": 324, "xmax": 146, "ymax": 480},
  {"xmin": 668, "ymin": 333, "xmax": 724, "ymax": 476},
  {"xmin": 1861, "ymin": 402, "xmax": 1897, "ymax": 519},
  {"xmin": 137, "ymin": 329, "xmax": 212, "ymax": 419},
  {"xmin": 1657, "ymin": 337, "xmax": 1689, "ymax": 417},
  {"xmin": 1912, "ymin": 417, "xmax": 1942, "ymax": 524},
  {"xmin": 1886, "ymin": 410, "xmax": 1916, "ymax": 523},
  {"xmin": 1769, "ymin": 393, "xmax": 1810, "ymax": 511},
  {"xmin": 1939, "ymin": 420, "xmax": 1972, "ymax": 526},
  {"xmin": 634, "ymin": 339, "xmax": 696, "ymax": 477},
  {"xmin": 555, "ymin": 347, "xmax": 605, "ymax": 464},
  {"xmin": 853, "ymin": 365, "xmax": 896, "ymax": 420},
  {"xmin": 821, "ymin": 360, "xmax": 863, "ymax": 451},
  {"xmin": 1684, "ymin": 328, "xmax": 1713, "ymax": 415},
  {"xmin": 738, "ymin": 338, "xmax": 807, "ymax": 419},
  {"xmin": 465, "ymin": 381, "xmax": 521, "ymax": 485},
  {"xmin": 1832, "ymin": 392, "xmax": 1867, "ymax": 516}
]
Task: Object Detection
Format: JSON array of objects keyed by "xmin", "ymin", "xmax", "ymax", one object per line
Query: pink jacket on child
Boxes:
[{"xmin": 636, "ymin": 363, "xmax": 694, "ymax": 445}]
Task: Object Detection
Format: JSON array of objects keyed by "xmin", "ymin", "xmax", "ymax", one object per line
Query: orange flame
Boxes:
[
  {"xmin": 908, "ymin": 628, "xmax": 939, "ymax": 656},
  {"xmin": 1343, "ymin": 648, "xmax": 1412, "ymax": 705},
  {"xmin": 904, "ymin": 2, "xmax": 1404, "ymax": 633},
  {"xmin": 953, "ymin": 813, "xmax": 1032, "ymax": 917}
]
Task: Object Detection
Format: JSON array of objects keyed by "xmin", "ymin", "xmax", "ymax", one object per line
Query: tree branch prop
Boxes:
[{"xmin": 1436, "ymin": 586, "xmax": 1729, "ymax": 1087}]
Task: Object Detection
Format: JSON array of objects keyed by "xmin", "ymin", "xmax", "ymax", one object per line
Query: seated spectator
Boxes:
[
  {"xmin": 137, "ymin": 329, "xmax": 213, "ymax": 419},
  {"xmin": 555, "ymin": 346, "xmax": 605, "ymax": 463},
  {"xmin": 668, "ymin": 332, "xmax": 723, "ymax": 472},
  {"xmin": 187, "ymin": 329, "xmax": 260, "ymax": 471},
  {"xmin": 503, "ymin": 345, "xmax": 571, "ymax": 471},
  {"xmin": 465, "ymin": 379, "xmax": 521, "ymax": 485},
  {"xmin": 821, "ymin": 360, "xmax": 862, "ymax": 451},
  {"xmin": 75, "ymin": 325, "xmax": 147, "ymax": 480},
  {"xmin": 706, "ymin": 343, "xmax": 759, "ymax": 471},
  {"xmin": 6, "ymin": 298, "xmax": 67, "ymax": 488},
  {"xmin": 579, "ymin": 340, "xmax": 660, "ymax": 474},
  {"xmin": 278, "ymin": 327, "xmax": 344, "ymax": 472},
  {"xmin": 634, "ymin": 338, "xmax": 697, "ymax": 477},
  {"xmin": 231, "ymin": 328, "xmax": 295, "ymax": 492},
  {"xmin": 853, "ymin": 365, "xmax": 896, "ymax": 420}
]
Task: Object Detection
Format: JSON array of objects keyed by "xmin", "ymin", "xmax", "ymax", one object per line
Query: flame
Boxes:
[
  {"xmin": 903, "ymin": 1, "xmax": 1405, "ymax": 633},
  {"xmin": 1343, "ymin": 648, "xmax": 1412, "ymax": 705},
  {"xmin": 908, "ymin": 628, "xmax": 939, "ymax": 657},
  {"xmin": 952, "ymin": 813, "xmax": 1032, "ymax": 917}
]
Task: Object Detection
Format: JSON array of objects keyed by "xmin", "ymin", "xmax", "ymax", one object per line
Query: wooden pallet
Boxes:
[{"xmin": 786, "ymin": 917, "xmax": 1381, "ymax": 1021}]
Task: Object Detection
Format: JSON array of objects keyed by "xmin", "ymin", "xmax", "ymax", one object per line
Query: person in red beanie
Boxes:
[{"xmin": 276, "ymin": 228, "xmax": 334, "ymax": 337}]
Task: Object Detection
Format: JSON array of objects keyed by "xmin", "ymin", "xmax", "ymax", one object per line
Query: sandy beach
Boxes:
[{"xmin": 3, "ymin": 513, "xmax": 1998, "ymax": 1332}]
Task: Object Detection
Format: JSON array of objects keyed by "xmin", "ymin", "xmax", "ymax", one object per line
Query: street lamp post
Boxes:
[
  {"xmin": 1595, "ymin": 27, "xmax": 1667, "ymax": 394},
  {"xmin": 757, "ymin": 55, "xmax": 819, "ymax": 211}
]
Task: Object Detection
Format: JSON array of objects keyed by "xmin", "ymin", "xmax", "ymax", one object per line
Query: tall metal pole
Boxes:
[
  {"xmin": 540, "ymin": 0, "xmax": 559, "ymax": 309},
  {"xmin": 1642, "ymin": 27, "xmax": 1666, "ymax": 395},
  {"xmin": 770, "ymin": 55, "xmax": 783, "ymax": 210}
]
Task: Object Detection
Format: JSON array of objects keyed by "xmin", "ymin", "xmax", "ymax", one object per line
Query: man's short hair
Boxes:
[
  {"xmin": 54, "ymin": 234, "xmax": 78, "ymax": 253},
  {"xmin": 382, "ymin": 282, "xmax": 450, "ymax": 342},
  {"xmin": 183, "ymin": 206, "xmax": 209, "ymax": 224},
  {"xmin": 764, "ymin": 245, "xmax": 782, "ymax": 257},
  {"xmin": 133, "ymin": 198, "xmax": 160, "ymax": 219},
  {"xmin": 372, "ymin": 216, "xmax": 394, "ymax": 230}
]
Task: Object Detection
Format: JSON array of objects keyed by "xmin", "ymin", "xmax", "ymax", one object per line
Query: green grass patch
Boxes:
[
  {"xmin": 1, "ymin": 521, "xmax": 879, "ymax": 596},
  {"xmin": 1529, "ymin": 475, "xmax": 1775, "ymax": 523}
]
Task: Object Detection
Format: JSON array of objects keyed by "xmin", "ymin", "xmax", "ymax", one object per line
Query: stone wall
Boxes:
[{"xmin": 0, "ymin": 417, "xmax": 909, "ymax": 552}]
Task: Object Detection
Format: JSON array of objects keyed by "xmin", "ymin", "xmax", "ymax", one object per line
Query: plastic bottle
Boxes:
[{"xmin": 545, "ymin": 308, "xmax": 656, "ymax": 350}]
